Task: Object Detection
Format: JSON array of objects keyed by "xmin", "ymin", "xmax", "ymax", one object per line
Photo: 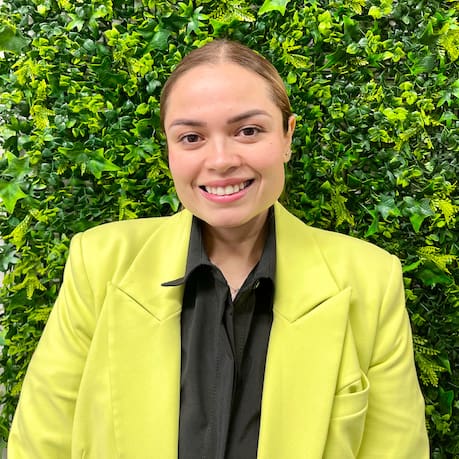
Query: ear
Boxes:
[{"xmin": 284, "ymin": 115, "xmax": 296, "ymax": 162}]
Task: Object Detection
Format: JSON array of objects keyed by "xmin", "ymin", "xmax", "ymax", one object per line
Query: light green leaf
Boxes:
[
  {"xmin": 258, "ymin": 0, "xmax": 291, "ymax": 16},
  {"xmin": 346, "ymin": 43, "xmax": 359, "ymax": 55},
  {"xmin": 0, "ymin": 181, "xmax": 28, "ymax": 213},
  {"xmin": 402, "ymin": 260, "xmax": 422, "ymax": 273},
  {"xmin": 368, "ymin": 6, "xmax": 382, "ymax": 19},
  {"xmin": 135, "ymin": 103, "xmax": 150, "ymax": 115}
]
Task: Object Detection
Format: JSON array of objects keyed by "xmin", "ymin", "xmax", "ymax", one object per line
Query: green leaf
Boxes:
[
  {"xmin": 364, "ymin": 216, "xmax": 379, "ymax": 237},
  {"xmin": 376, "ymin": 195, "xmax": 401, "ymax": 219},
  {"xmin": 66, "ymin": 14, "xmax": 85, "ymax": 32},
  {"xmin": 411, "ymin": 54, "xmax": 436, "ymax": 75},
  {"xmin": 86, "ymin": 149, "xmax": 120, "ymax": 179},
  {"xmin": 0, "ymin": 244, "xmax": 18, "ymax": 271},
  {"xmin": 409, "ymin": 214, "xmax": 426, "ymax": 233},
  {"xmin": 439, "ymin": 355, "xmax": 451, "ymax": 375},
  {"xmin": 418, "ymin": 267, "xmax": 452, "ymax": 286},
  {"xmin": 439, "ymin": 387, "xmax": 454, "ymax": 415},
  {"xmin": 0, "ymin": 23, "xmax": 28, "ymax": 52},
  {"xmin": 3, "ymin": 152, "xmax": 31, "ymax": 180},
  {"xmin": 0, "ymin": 181, "xmax": 28, "ymax": 213},
  {"xmin": 160, "ymin": 193, "xmax": 180, "ymax": 212},
  {"xmin": 402, "ymin": 260, "xmax": 422, "ymax": 273},
  {"xmin": 258, "ymin": 0, "xmax": 291, "ymax": 16},
  {"xmin": 149, "ymin": 29, "xmax": 170, "ymax": 51},
  {"xmin": 403, "ymin": 197, "xmax": 434, "ymax": 232}
]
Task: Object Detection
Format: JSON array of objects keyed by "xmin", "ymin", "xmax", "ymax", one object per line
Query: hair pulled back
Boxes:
[{"xmin": 160, "ymin": 40, "xmax": 293, "ymax": 133}]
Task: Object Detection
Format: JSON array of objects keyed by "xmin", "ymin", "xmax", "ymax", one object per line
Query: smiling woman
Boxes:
[{"xmin": 8, "ymin": 40, "xmax": 429, "ymax": 459}]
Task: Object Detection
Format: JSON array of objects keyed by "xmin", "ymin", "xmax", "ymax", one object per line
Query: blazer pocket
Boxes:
[
  {"xmin": 323, "ymin": 373, "xmax": 370, "ymax": 459},
  {"xmin": 332, "ymin": 371, "xmax": 369, "ymax": 419}
]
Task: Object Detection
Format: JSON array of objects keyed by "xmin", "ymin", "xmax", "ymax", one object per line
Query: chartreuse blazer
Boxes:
[{"xmin": 9, "ymin": 203, "xmax": 429, "ymax": 458}]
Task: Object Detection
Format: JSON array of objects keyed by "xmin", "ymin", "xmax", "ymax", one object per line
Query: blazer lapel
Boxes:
[
  {"xmin": 257, "ymin": 204, "xmax": 352, "ymax": 458},
  {"xmin": 106, "ymin": 210, "xmax": 192, "ymax": 458}
]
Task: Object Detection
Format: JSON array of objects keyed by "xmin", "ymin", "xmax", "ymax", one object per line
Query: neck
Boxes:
[{"xmin": 203, "ymin": 210, "xmax": 269, "ymax": 289}]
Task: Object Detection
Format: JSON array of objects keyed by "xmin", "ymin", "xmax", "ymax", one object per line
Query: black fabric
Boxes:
[{"xmin": 164, "ymin": 211, "xmax": 275, "ymax": 459}]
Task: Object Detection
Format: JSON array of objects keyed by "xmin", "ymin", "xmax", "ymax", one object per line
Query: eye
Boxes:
[
  {"xmin": 239, "ymin": 126, "xmax": 259, "ymax": 136},
  {"xmin": 179, "ymin": 133, "xmax": 202, "ymax": 144}
]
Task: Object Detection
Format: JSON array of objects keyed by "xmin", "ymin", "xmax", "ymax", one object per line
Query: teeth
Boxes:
[{"xmin": 205, "ymin": 181, "xmax": 248, "ymax": 196}]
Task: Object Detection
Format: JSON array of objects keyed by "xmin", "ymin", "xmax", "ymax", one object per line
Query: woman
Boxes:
[{"xmin": 8, "ymin": 40, "xmax": 429, "ymax": 458}]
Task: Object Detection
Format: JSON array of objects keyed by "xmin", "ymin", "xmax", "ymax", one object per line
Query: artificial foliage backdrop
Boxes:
[{"xmin": 0, "ymin": 0, "xmax": 458, "ymax": 455}]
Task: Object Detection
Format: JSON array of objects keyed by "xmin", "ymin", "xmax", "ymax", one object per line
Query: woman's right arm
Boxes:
[{"xmin": 8, "ymin": 233, "xmax": 95, "ymax": 458}]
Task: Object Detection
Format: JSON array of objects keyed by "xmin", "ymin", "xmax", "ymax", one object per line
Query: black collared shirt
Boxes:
[{"xmin": 164, "ymin": 211, "xmax": 276, "ymax": 459}]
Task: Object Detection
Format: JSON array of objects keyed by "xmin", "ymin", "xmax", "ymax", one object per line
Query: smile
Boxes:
[{"xmin": 202, "ymin": 180, "xmax": 253, "ymax": 196}]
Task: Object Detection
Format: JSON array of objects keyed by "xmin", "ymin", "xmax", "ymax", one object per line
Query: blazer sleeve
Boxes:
[
  {"xmin": 8, "ymin": 233, "xmax": 95, "ymax": 458},
  {"xmin": 358, "ymin": 255, "xmax": 429, "ymax": 458}
]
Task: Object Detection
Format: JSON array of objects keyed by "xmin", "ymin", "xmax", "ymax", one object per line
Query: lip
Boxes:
[{"xmin": 198, "ymin": 179, "xmax": 254, "ymax": 203}]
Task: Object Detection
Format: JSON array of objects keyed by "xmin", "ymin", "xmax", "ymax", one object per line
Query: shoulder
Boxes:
[
  {"xmin": 276, "ymin": 203, "xmax": 393, "ymax": 259},
  {"xmin": 76, "ymin": 210, "xmax": 189, "ymax": 251},
  {"xmin": 308, "ymin": 224, "xmax": 401, "ymax": 289},
  {"xmin": 67, "ymin": 210, "xmax": 192, "ymax": 283},
  {"xmin": 79, "ymin": 215, "xmax": 169, "ymax": 247},
  {"xmin": 275, "ymin": 203, "xmax": 400, "ymax": 286},
  {"xmin": 307, "ymin": 224, "xmax": 393, "ymax": 263}
]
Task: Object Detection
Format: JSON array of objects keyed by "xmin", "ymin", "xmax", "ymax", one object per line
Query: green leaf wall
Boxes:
[{"xmin": 0, "ymin": 0, "xmax": 458, "ymax": 455}]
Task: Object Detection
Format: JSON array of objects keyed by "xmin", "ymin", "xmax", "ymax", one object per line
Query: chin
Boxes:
[{"xmin": 197, "ymin": 210, "xmax": 268, "ymax": 231}]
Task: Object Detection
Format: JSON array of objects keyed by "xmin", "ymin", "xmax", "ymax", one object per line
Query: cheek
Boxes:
[
  {"xmin": 167, "ymin": 151, "xmax": 184, "ymax": 183},
  {"xmin": 168, "ymin": 150, "xmax": 199, "ymax": 189}
]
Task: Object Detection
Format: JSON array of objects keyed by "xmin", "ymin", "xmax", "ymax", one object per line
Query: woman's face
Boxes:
[{"xmin": 164, "ymin": 62, "xmax": 295, "ymax": 230}]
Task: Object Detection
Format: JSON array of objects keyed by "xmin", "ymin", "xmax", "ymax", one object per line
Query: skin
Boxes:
[{"xmin": 164, "ymin": 62, "xmax": 295, "ymax": 286}]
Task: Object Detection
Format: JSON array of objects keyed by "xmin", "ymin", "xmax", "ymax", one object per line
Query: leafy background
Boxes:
[{"xmin": 0, "ymin": 0, "xmax": 458, "ymax": 456}]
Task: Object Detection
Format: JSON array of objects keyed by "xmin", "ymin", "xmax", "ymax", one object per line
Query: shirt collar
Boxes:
[{"xmin": 162, "ymin": 207, "xmax": 276, "ymax": 287}]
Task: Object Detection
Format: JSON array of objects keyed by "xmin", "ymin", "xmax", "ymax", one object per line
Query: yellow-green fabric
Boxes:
[{"xmin": 8, "ymin": 203, "xmax": 429, "ymax": 458}]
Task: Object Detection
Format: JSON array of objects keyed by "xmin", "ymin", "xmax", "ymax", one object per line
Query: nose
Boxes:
[{"xmin": 204, "ymin": 138, "xmax": 242, "ymax": 173}]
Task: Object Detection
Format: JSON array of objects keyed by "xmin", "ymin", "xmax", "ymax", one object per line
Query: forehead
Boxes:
[{"xmin": 164, "ymin": 63, "xmax": 279, "ymax": 122}]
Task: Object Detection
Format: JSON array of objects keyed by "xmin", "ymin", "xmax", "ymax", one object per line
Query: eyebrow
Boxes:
[{"xmin": 167, "ymin": 109, "xmax": 272, "ymax": 129}]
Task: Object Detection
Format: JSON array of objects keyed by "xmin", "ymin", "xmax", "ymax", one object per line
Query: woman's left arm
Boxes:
[{"xmin": 358, "ymin": 255, "xmax": 429, "ymax": 458}]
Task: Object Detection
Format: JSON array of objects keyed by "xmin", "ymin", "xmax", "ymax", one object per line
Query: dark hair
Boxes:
[{"xmin": 160, "ymin": 40, "xmax": 293, "ymax": 132}]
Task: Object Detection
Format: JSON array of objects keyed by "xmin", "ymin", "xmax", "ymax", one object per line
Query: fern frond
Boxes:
[
  {"xmin": 413, "ymin": 335, "xmax": 440, "ymax": 356},
  {"xmin": 440, "ymin": 27, "xmax": 459, "ymax": 62},
  {"xmin": 415, "ymin": 352, "xmax": 446, "ymax": 387},
  {"xmin": 231, "ymin": 6, "xmax": 255, "ymax": 22},
  {"xmin": 330, "ymin": 188, "xmax": 355, "ymax": 227},
  {"xmin": 285, "ymin": 53, "xmax": 310, "ymax": 69},
  {"xmin": 210, "ymin": 0, "xmax": 255, "ymax": 23},
  {"xmin": 417, "ymin": 246, "xmax": 457, "ymax": 274},
  {"xmin": 431, "ymin": 197, "xmax": 459, "ymax": 225},
  {"xmin": 28, "ymin": 307, "xmax": 52, "ymax": 323},
  {"xmin": 6, "ymin": 215, "xmax": 32, "ymax": 249}
]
